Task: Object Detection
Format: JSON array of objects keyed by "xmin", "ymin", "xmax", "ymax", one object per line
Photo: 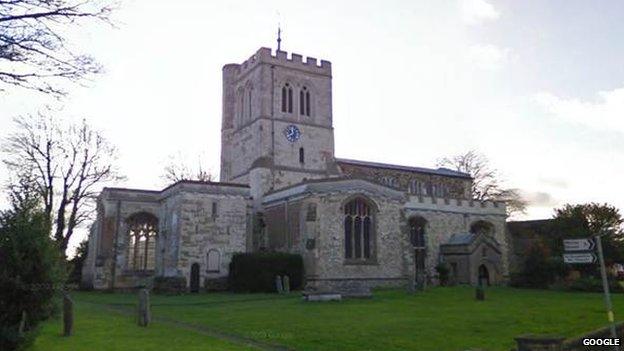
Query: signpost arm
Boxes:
[{"xmin": 596, "ymin": 234, "xmax": 618, "ymax": 349}]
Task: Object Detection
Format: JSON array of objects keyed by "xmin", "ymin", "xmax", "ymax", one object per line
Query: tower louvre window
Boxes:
[
  {"xmin": 300, "ymin": 86, "xmax": 311, "ymax": 116},
  {"xmin": 282, "ymin": 83, "xmax": 293, "ymax": 113}
]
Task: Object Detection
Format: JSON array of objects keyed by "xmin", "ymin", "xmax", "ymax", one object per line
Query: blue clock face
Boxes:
[{"xmin": 284, "ymin": 125, "xmax": 301, "ymax": 142}]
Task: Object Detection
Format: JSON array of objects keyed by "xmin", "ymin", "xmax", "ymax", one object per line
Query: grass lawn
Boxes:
[{"xmin": 31, "ymin": 286, "xmax": 622, "ymax": 351}]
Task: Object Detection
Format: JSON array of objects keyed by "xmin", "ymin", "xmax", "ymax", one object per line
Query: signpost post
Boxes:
[{"xmin": 564, "ymin": 235, "xmax": 618, "ymax": 351}]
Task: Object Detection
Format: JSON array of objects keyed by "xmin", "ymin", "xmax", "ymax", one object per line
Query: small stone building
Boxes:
[{"xmin": 82, "ymin": 45, "xmax": 509, "ymax": 292}]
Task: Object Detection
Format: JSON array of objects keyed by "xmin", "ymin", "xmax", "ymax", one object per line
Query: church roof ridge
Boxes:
[{"xmin": 335, "ymin": 158, "xmax": 472, "ymax": 179}]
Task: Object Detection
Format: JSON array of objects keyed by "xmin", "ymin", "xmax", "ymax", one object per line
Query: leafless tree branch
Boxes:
[
  {"xmin": 2, "ymin": 110, "xmax": 124, "ymax": 256},
  {"xmin": 0, "ymin": 0, "xmax": 117, "ymax": 96},
  {"xmin": 437, "ymin": 150, "xmax": 527, "ymax": 217}
]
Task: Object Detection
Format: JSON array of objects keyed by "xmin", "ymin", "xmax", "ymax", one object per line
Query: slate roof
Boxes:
[
  {"xmin": 335, "ymin": 158, "xmax": 472, "ymax": 179},
  {"xmin": 446, "ymin": 233, "xmax": 476, "ymax": 245}
]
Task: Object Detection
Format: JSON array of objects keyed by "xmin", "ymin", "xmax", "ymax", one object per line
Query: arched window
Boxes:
[
  {"xmin": 470, "ymin": 220, "xmax": 495, "ymax": 236},
  {"xmin": 299, "ymin": 86, "xmax": 311, "ymax": 116},
  {"xmin": 207, "ymin": 250, "xmax": 220, "ymax": 273},
  {"xmin": 281, "ymin": 83, "xmax": 293, "ymax": 113},
  {"xmin": 237, "ymin": 88, "xmax": 244, "ymax": 126},
  {"xmin": 381, "ymin": 176, "xmax": 398, "ymax": 188},
  {"xmin": 247, "ymin": 88, "xmax": 253, "ymax": 120},
  {"xmin": 126, "ymin": 212, "xmax": 158, "ymax": 271},
  {"xmin": 408, "ymin": 179, "xmax": 424, "ymax": 195},
  {"xmin": 409, "ymin": 217, "xmax": 427, "ymax": 248},
  {"xmin": 299, "ymin": 147, "xmax": 305, "ymax": 164},
  {"xmin": 344, "ymin": 197, "xmax": 375, "ymax": 260}
]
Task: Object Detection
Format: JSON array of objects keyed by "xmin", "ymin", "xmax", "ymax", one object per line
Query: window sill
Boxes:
[{"xmin": 343, "ymin": 259, "xmax": 378, "ymax": 266}]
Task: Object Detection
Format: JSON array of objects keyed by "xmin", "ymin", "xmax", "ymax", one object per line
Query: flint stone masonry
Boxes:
[
  {"xmin": 83, "ymin": 46, "xmax": 510, "ymax": 293},
  {"xmin": 82, "ymin": 181, "xmax": 250, "ymax": 290}
]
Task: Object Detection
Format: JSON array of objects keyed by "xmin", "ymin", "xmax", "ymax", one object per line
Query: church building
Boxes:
[{"xmin": 82, "ymin": 46, "xmax": 509, "ymax": 293}]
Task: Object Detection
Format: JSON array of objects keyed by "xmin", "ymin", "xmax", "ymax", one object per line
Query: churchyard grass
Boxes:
[{"xmin": 31, "ymin": 286, "xmax": 623, "ymax": 351}]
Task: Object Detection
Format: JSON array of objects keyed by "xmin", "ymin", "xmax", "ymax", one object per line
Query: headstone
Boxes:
[
  {"xmin": 407, "ymin": 274, "xmax": 416, "ymax": 294},
  {"xmin": 514, "ymin": 335, "xmax": 564, "ymax": 351},
  {"xmin": 283, "ymin": 275, "xmax": 290, "ymax": 293},
  {"xmin": 475, "ymin": 285, "xmax": 485, "ymax": 301},
  {"xmin": 63, "ymin": 293, "xmax": 73, "ymax": 336},
  {"xmin": 275, "ymin": 276, "xmax": 283, "ymax": 294},
  {"xmin": 18, "ymin": 311, "xmax": 26, "ymax": 337},
  {"xmin": 138, "ymin": 289, "xmax": 151, "ymax": 327}
]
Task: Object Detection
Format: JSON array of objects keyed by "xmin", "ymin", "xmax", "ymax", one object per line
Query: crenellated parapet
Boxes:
[
  {"xmin": 226, "ymin": 47, "xmax": 332, "ymax": 78},
  {"xmin": 405, "ymin": 195, "xmax": 506, "ymax": 216}
]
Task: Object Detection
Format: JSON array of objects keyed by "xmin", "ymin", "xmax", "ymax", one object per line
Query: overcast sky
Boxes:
[{"xmin": 3, "ymin": 0, "xmax": 624, "ymax": 255}]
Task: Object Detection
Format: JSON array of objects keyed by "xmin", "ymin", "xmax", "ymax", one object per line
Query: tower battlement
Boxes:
[{"xmin": 227, "ymin": 47, "xmax": 332, "ymax": 78}]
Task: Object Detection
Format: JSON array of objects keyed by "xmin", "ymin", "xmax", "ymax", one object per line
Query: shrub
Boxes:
[
  {"xmin": 228, "ymin": 252, "xmax": 303, "ymax": 293},
  {"xmin": 510, "ymin": 241, "xmax": 567, "ymax": 289},
  {"xmin": 0, "ymin": 204, "xmax": 65, "ymax": 351},
  {"xmin": 566, "ymin": 276, "xmax": 624, "ymax": 293},
  {"xmin": 435, "ymin": 263, "xmax": 450, "ymax": 286},
  {"xmin": 153, "ymin": 276, "xmax": 187, "ymax": 295}
]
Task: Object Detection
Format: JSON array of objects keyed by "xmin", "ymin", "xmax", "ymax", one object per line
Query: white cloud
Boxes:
[
  {"xmin": 460, "ymin": 0, "xmax": 500, "ymax": 25},
  {"xmin": 466, "ymin": 44, "xmax": 509, "ymax": 70},
  {"xmin": 535, "ymin": 88, "xmax": 624, "ymax": 133}
]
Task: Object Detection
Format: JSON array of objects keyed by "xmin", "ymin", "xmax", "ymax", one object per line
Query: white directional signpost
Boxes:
[
  {"xmin": 563, "ymin": 252, "xmax": 597, "ymax": 264},
  {"xmin": 563, "ymin": 235, "xmax": 618, "ymax": 351},
  {"xmin": 563, "ymin": 238, "xmax": 596, "ymax": 252}
]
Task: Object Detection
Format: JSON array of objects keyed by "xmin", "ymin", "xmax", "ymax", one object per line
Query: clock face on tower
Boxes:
[{"xmin": 284, "ymin": 125, "xmax": 301, "ymax": 142}]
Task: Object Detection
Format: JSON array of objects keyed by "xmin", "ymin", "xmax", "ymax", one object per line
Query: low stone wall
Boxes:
[
  {"xmin": 563, "ymin": 322, "xmax": 624, "ymax": 351},
  {"xmin": 513, "ymin": 323, "xmax": 624, "ymax": 351}
]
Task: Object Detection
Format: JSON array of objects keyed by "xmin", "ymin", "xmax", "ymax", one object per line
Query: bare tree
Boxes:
[
  {"xmin": 2, "ymin": 110, "xmax": 123, "ymax": 255},
  {"xmin": 437, "ymin": 150, "xmax": 526, "ymax": 217},
  {"xmin": 0, "ymin": 0, "xmax": 116, "ymax": 96},
  {"xmin": 161, "ymin": 152, "xmax": 213, "ymax": 184}
]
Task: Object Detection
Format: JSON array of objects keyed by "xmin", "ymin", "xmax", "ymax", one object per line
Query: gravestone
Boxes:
[
  {"xmin": 63, "ymin": 293, "xmax": 73, "ymax": 336},
  {"xmin": 283, "ymin": 275, "xmax": 290, "ymax": 293},
  {"xmin": 275, "ymin": 276, "xmax": 284, "ymax": 294},
  {"xmin": 18, "ymin": 311, "xmax": 27, "ymax": 337},
  {"xmin": 407, "ymin": 274, "xmax": 416, "ymax": 294},
  {"xmin": 475, "ymin": 284, "xmax": 485, "ymax": 301},
  {"xmin": 515, "ymin": 335, "xmax": 564, "ymax": 351},
  {"xmin": 138, "ymin": 289, "xmax": 151, "ymax": 327}
]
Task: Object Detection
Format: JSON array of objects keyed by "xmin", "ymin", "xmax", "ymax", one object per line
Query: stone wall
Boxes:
[
  {"xmin": 338, "ymin": 161, "xmax": 472, "ymax": 199},
  {"xmin": 404, "ymin": 196, "xmax": 509, "ymax": 280},
  {"xmin": 174, "ymin": 190, "xmax": 250, "ymax": 287},
  {"xmin": 82, "ymin": 181, "xmax": 251, "ymax": 290}
]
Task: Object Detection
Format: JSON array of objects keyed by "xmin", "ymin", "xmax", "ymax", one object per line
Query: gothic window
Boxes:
[
  {"xmin": 237, "ymin": 88, "xmax": 245, "ymax": 126},
  {"xmin": 207, "ymin": 249, "xmax": 220, "ymax": 272},
  {"xmin": 299, "ymin": 147, "xmax": 305, "ymax": 164},
  {"xmin": 299, "ymin": 86, "xmax": 311, "ymax": 116},
  {"xmin": 126, "ymin": 212, "xmax": 158, "ymax": 272},
  {"xmin": 470, "ymin": 220, "xmax": 495, "ymax": 236},
  {"xmin": 281, "ymin": 83, "xmax": 293, "ymax": 113},
  {"xmin": 381, "ymin": 176, "xmax": 397, "ymax": 188},
  {"xmin": 409, "ymin": 216, "xmax": 427, "ymax": 273},
  {"xmin": 212, "ymin": 202, "xmax": 218, "ymax": 218},
  {"xmin": 408, "ymin": 179, "xmax": 424, "ymax": 195},
  {"xmin": 344, "ymin": 197, "xmax": 375, "ymax": 260},
  {"xmin": 247, "ymin": 88, "xmax": 253, "ymax": 120}
]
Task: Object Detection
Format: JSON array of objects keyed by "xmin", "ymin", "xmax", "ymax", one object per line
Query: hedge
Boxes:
[{"xmin": 228, "ymin": 252, "xmax": 303, "ymax": 293}]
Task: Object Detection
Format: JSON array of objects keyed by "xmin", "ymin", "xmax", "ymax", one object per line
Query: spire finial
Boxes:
[{"xmin": 277, "ymin": 23, "xmax": 282, "ymax": 51}]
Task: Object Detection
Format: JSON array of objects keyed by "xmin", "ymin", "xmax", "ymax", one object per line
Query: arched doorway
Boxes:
[
  {"xmin": 190, "ymin": 263, "xmax": 200, "ymax": 293},
  {"xmin": 478, "ymin": 264, "xmax": 490, "ymax": 286},
  {"xmin": 408, "ymin": 216, "xmax": 427, "ymax": 289}
]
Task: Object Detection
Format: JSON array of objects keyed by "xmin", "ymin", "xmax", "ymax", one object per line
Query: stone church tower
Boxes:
[{"xmin": 220, "ymin": 47, "xmax": 340, "ymax": 205}]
